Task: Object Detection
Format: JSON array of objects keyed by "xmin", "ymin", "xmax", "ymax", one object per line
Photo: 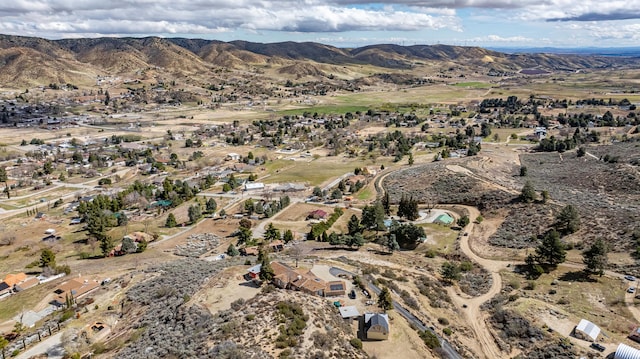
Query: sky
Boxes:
[{"xmin": 0, "ymin": 1, "xmax": 639, "ymax": 48}]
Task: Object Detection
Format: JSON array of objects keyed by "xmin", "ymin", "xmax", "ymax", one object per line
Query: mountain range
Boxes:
[{"xmin": 1, "ymin": 34, "xmax": 639, "ymax": 87}]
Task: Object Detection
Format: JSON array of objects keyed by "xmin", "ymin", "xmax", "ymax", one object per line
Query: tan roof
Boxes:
[
  {"xmin": 271, "ymin": 262, "xmax": 328, "ymax": 293},
  {"xmin": 54, "ymin": 277, "xmax": 100, "ymax": 304},
  {"xmin": 3, "ymin": 273, "xmax": 27, "ymax": 287},
  {"xmin": 15, "ymin": 277, "xmax": 39, "ymax": 290}
]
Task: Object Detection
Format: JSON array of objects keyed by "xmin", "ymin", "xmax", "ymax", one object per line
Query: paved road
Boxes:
[
  {"xmin": 15, "ymin": 332, "xmax": 64, "ymax": 359},
  {"xmin": 329, "ymin": 267, "xmax": 463, "ymax": 359}
]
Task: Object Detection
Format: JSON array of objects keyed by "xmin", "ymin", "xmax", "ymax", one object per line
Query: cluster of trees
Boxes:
[
  {"xmin": 397, "ymin": 195, "xmax": 419, "ymax": 221},
  {"xmin": 307, "ymin": 208, "xmax": 344, "ymax": 240},
  {"xmin": 243, "ymin": 196, "xmax": 290, "ymax": 218}
]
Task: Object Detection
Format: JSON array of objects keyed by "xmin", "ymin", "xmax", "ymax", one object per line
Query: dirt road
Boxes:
[{"xmin": 448, "ymin": 205, "xmax": 506, "ymax": 359}]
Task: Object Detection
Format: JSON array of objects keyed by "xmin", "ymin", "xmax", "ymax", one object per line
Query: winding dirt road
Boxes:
[{"xmin": 449, "ymin": 205, "xmax": 507, "ymax": 359}]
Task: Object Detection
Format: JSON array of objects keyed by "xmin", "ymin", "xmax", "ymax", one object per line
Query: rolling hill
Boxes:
[{"xmin": 0, "ymin": 34, "xmax": 638, "ymax": 87}]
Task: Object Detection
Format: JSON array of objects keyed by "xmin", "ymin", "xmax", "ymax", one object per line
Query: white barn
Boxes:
[
  {"xmin": 575, "ymin": 319, "xmax": 601, "ymax": 342},
  {"xmin": 615, "ymin": 343, "xmax": 640, "ymax": 359}
]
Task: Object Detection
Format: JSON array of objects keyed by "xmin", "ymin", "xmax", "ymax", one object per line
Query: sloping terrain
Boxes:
[
  {"xmin": 110, "ymin": 259, "xmax": 365, "ymax": 359},
  {"xmin": 1, "ymin": 34, "xmax": 639, "ymax": 87}
]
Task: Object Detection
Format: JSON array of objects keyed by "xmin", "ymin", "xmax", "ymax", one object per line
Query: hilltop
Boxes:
[{"xmin": 1, "ymin": 34, "xmax": 639, "ymax": 87}]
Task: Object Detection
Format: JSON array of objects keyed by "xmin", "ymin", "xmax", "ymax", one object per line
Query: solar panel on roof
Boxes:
[{"xmin": 329, "ymin": 284, "xmax": 344, "ymax": 291}]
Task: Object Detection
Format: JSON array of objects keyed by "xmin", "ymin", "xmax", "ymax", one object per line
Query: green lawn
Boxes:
[
  {"xmin": 278, "ymin": 105, "xmax": 370, "ymax": 116},
  {"xmin": 418, "ymin": 223, "xmax": 459, "ymax": 255},
  {"xmin": 451, "ymin": 82, "xmax": 493, "ymax": 89},
  {"xmin": 263, "ymin": 158, "xmax": 359, "ymax": 186}
]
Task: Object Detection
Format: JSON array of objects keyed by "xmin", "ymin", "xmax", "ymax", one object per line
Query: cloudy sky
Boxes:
[{"xmin": 1, "ymin": 0, "xmax": 639, "ymax": 48}]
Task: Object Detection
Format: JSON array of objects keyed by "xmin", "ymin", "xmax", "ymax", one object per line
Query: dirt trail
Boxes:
[{"xmin": 448, "ymin": 205, "xmax": 507, "ymax": 359}]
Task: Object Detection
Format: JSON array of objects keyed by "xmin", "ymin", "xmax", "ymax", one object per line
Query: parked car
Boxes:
[
  {"xmin": 590, "ymin": 343, "xmax": 605, "ymax": 352},
  {"xmin": 625, "ymin": 275, "xmax": 637, "ymax": 281},
  {"xmin": 628, "ymin": 287, "xmax": 636, "ymax": 294},
  {"xmin": 349, "ymin": 289, "xmax": 356, "ymax": 299}
]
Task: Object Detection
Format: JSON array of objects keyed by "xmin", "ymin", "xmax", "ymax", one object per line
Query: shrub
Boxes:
[
  {"xmin": 230, "ymin": 298, "xmax": 245, "ymax": 310},
  {"xmin": 349, "ymin": 338, "xmax": 362, "ymax": 349},
  {"xmin": 424, "ymin": 249, "xmax": 438, "ymax": 258},
  {"xmin": 245, "ymin": 314, "xmax": 255, "ymax": 321},
  {"xmin": 443, "ymin": 328, "xmax": 453, "ymax": 336},
  {"xmin": 419, "ymin": 330, "xmax": 440, "ymax": 349},
  {"xmin": 508, "ymin": 279, "xmax": 521, "ymax": 290},
  {"xmin": 557, "ymin": 297, "xmax": 569, "ymax": 305},
  {"xmin": 438, "ymin": 317, "xmax": 449, "ymax": 325}
]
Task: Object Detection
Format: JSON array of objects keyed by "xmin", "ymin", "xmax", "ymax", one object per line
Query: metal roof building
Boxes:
[
  {"xmin": 575, "ymin": 319, "xmax": 601, "ymax": 342},
  {"xmin": 615, "ymin": 343, "xmax": 640, "ymax": 359}
]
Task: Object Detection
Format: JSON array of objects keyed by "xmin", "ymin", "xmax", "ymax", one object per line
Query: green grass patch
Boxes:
[
  {"xmin": 278, "ymin": 105, "xmax": 369, "ymax": 116},
  {"xmin": 355, "ymin": 187, "xmax": 375, "ymax": 201},
  {"xmin": 451, "ymin": 82, "xmax": 493, "ymax": 89},
  {"xmin": 418, "ymin": 223, "xmax": 458, "ymax": 254},
  {"xmin": 263, "ymin": 158, "xmax": 361, "ymax": 186}
]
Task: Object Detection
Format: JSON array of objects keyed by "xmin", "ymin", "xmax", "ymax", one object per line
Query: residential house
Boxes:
[
  {"xmin": 52, "ymin": 277, "xmax": 100, "ymax": 307},
  {"xmin": 14, "ymin": 277, "xmax": 39, "ymax": 292},
  {"xmin": 307, "ymin": 209, "xmax": 328, "ymax": 220},
  {"xmin": 251, "ymin": 262, "xmax": 347, "ymax": 298},
  {"xmin": 3, "ymin": 273, "xmax": 27, "ymax": 287},
  {"xmin": 226, "ymin": 153, "xmax": 241, "ymax": 161},
  {"xmin": 325, "ymin": 281, "xmax": 347, "ymax": 296},
  {"xmin": 364, "ymin": 313, "xmax": 390, "ymax": 340},
  {"xmin": 241, "ymin": 246, "xmax": 260, "ymax": 256},
  {"xmin": 270, "ymin": 240, "xmax": 285, "ymax": 252}
]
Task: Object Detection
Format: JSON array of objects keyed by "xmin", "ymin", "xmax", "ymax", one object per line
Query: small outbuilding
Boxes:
[
  {"xmin": 433, "ymin": 213, "xmax": 454, "ymax": 225},
  {"xmin": 615, "ymin": 343, "xmax": 640, "ymax": 359},
  {"xmin": 339, "ymin": 306, "xmax": 360, "ymax": 319},
  {"xmin": 364, "ymin": 313, "xmax": 390, "ymax": 340},
  {"xmin": 574, "ymin": 318, "xmax": 601, "ymax": 342}
]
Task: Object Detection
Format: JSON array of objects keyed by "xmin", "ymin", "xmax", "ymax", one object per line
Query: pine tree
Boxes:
[
  {"xmin": 165, "ymin": 213, "xmax": 177, "ymax": 228},
  {"xmin": 582, "ymin": 239, "xmax": 608, "ymax": 277},
  {"xmin": 534, "ymin": 230, "xmax": 566, "ymax": 266},
  {"xmin": 520, "ymin": 180, "xmax": 536, "ymax": 203},
  {"xmin": 226, "ymin": 244, "xmax": 240, "ymax": 257},
  {"xmin": 377, "ymin": 287, "xmax": 393, "ymax": 311}
]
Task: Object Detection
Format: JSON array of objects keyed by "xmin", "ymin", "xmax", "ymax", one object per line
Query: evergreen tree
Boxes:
[
  {"xmin": 0, "ymin": 167, "xmax": 9, "ymax": 199},
  {"xmin": 556, "ymin": 205, "xmax": 581, "ymax": 235},
  {"xmin": 520, "ymin": 180, "xmax": 536, "ymax": 203},
  {"xmin": 188, "ymin": 204, "xmax": 202, "ymax": 224},
  {"xmin": 386, "ymin": 234, "xmax": 400, "ymax": 253},
  {"xmin": 264, "ymin": 223, "xmax": 281, "ymax": 242},
  {"xmin": 381, "ymin": 191, "xmax": 391, "ymax": 216},
  {"xmin": 283, "ymin": 229, "xmax": 294, "ymax": 243},
  {"xmin": 377, "ymin": 287, "xmax": 393, "ymax": 311},
  {"xmin": 258, "ymin": 250, "xmax": 275, "ymax": 282},
  {"xmin": 347, "ymin": 214, "xmax": 362, "ymax": 235},
  {"xmin": 226, "ymin": 244, "xmax": 240, "ymax": 257},
  {"xmin": 100, "ymin": 236, "xmax": 115, "ymax": 257},
  {"xmin": 397, "ymin": 194, "xmax": 419, "ymax": 220},
  {"xmin": 206, "ymin": 198, "xmax": 217, "ymax": 213},
  {"xmin": 582, "ymin": 239, "xmax": 608, "ymax": 277},
  {"xmin": 440, "ymin": 262, "xmax": 462, "ymax": 283},
  {"xmin": 534, "ymin": 230, "xmax": 566, "ymax": 266},
  {"xmin": 40, "ymin": 248, "xmax": 56, "ymax": 268},
  {"xmin": 165, "ymin": 213, "xmax": 177, "ymax": 228}
]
